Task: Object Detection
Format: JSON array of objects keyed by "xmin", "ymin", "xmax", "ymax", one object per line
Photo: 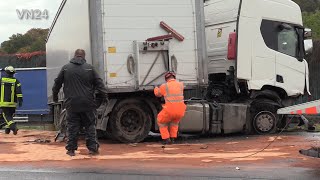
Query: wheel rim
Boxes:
[
  {"xmin": 254, "ymin": 111, "xmax": 276, "ymax": 133},
  {"xmin": 119, "ymin": 109, "xmax": 143, "ymax": 135}
]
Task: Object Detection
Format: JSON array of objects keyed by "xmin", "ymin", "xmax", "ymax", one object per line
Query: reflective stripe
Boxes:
[
  {"xmin": 164, "ymin": 98, "xmax": 184, "ymax": 103},
  {"xmin": 0, "ymin": 102, "xmax": 17, "ymax": 107},
  {"xmin": 165, "ymin": 83, "xmax": 169, "ymax": 95},
  {"xmin": 0, "ymin": 83, "xmax": 4, "ymax": 103},
  {"xmin": 1, "ymin": 78, "xmax": 16, "ymax": 84},
  {"xmin": 17, "ymin": 94, "xmax": 23, "ymax": 98},
  {"xmin": 2, "ymin": 112, "xmax": 13, "ymax": 126},
  {"xmin": 17, "ymin": 83, "xmax": 21, "ymax": 87},
  {"xmin": 11, "ymin": 84, "xmax": 15, "ymax": 103},
  {"xmin": 170, "ymin": 122, "xmax": 179, "ymax": 126},
  {"xmin": 166, "ymin": 93, "xmax": 183, "ymax": 97},
  {"xmin": 158, "ymin": 123, "xmax": 169, "ymax": 128}
]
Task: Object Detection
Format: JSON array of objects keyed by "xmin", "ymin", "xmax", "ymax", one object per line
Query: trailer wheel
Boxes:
[
  {"xmin": 109, "ymin": 100, "xmax": 152, "ymax": 143},
  {"xmin": 251, "ymin": 102, "xmax": 278, "ymax": 134}
]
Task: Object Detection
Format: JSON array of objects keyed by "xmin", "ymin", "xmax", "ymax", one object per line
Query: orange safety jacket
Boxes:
[{"xmin": 154, "ymin": 79, "xmax": 186, "ymax": 114}]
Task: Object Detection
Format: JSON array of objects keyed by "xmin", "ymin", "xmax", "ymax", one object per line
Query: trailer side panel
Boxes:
[
  {"xmin": 102, "ymin": 0, "xmax": 199, "ymax": 89},
  {"xmin": 46, "ymin": 0, "xmax": 91, "ymax": 100}
]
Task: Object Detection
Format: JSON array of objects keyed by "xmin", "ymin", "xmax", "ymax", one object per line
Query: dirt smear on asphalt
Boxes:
[{"xmin": 0, "ymin": 130, "xmax": 319, "ymax": 169}]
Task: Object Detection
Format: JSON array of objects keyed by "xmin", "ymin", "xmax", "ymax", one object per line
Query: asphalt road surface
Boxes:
[
  {"xmin": 0, "ymin": 130, "xmax": 319, "ymax": 180},
  {"xmin": 0, "ymin": 166, "xmax": 319, "ymax": 180}
]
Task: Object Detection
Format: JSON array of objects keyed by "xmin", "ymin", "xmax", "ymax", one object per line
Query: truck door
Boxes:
[{"xmin": 275, "ymin": 23, "xmax": 305, "ymax": 96}]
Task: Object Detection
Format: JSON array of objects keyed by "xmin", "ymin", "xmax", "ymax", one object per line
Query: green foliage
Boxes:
[
  {"xmin": 293, "ymin": 0, "xmax": 320, "ymax": 12},
  {"xmin": 303, "ymin": 11, "xmax": 320, "ymax": 39},
  {"xmin": 0, "ymin": 28, "xmax": 48, "ymax": 54},
  {"xmin": 293, "ymin": 0, "xmax": 320, "ymax": 39}
]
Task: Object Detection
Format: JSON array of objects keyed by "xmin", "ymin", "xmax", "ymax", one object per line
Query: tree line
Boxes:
[
  {"xmin": 294, "ymin": 0, "xmax": 320, "ymax": 39},
  {"xmin": 0, "ymin": 28, "xmax": 48, "ymax": 54}
]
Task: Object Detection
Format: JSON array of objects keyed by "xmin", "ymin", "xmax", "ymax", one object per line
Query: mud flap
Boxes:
[{"xmin": 96, "ymin": 99, "xmax": 117, "ymax": 131}]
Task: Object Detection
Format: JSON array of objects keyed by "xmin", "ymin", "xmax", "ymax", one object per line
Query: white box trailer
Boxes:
[
  {"xmin": 47, "ymin": 0, "xmax": 207, "ymax": 96},
  {"xmin": 47, "ymin": 0, "xmax": 208, "ymax": 142}
]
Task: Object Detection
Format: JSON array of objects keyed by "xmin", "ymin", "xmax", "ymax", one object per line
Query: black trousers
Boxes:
[
  {"xmin": 65, "ymin": 111, "xmax": 99, "ymax": 152},
  {"xmin": 0, "ymin": 107, "xmax": 15, "ymax": 128}
]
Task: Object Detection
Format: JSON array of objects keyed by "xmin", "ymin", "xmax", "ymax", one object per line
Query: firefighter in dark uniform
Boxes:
[
  {"xmin": 0, "ymin": 66, "xmax": 23, "ymax": 135},
  {"xmin": 52, "ymin": 49, "xmax": 108, "ymax": 156}
]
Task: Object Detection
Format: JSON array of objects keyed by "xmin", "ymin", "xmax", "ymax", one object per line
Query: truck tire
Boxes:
[
  {"xmin": 251, "ymin": 102, "xmax": 278, "ymax": 134},
  {"xmin": 109, "ymin": 100, "xmax": 152, "ymax": 143}
]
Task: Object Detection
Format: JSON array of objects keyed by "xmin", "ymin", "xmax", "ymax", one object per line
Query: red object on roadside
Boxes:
[
  {"xmin": 15, "ymin": 51, "xmax": 46, "ymax": 59},
  {"xmin": 160, "ymin": 21, "xmax": 184, "ymax": 41},
  {"xmin": 227, "ymin": 32, "xmax": 237, "ymax": 60},
  {"xmin": 146, "ymin": 34, "xmax": 173, "ymax": 41}
]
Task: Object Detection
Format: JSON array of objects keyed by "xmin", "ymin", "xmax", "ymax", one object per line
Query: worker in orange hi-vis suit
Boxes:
[{"xmin": 154, "ymin": 71, "xmax": 186, "ymax": 145}]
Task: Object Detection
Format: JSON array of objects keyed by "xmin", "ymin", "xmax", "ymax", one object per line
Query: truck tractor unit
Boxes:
[
  {"xmin": 47, "ymin": 0, "xmax": 312, "ymax": 143},
  {"xmin": 204, "ymin": 0, "xmax": 312, "ymax": 134}
]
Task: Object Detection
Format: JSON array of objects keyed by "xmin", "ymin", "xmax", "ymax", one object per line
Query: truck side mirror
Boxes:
[
  {"xmin": 304, "ymin": 39, "xmax": 313, "ymax": 55},
  {"xmin": 304, "ymin": 28, "xmax": 312, "ymax": 39}
]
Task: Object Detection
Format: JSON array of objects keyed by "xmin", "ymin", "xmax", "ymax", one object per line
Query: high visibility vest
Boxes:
[
  {"xmin": 0, "ymin": 77, "xmax": 23, "ymax": 108},
  {"xmin": 154, "ymin": 79, "xmax": 184, "ymax": 104}
]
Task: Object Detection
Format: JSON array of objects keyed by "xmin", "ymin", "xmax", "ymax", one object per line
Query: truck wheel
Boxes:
[
  {"xmin": 251, "ymin": 102, "xmax": 277, "ymax": 134},
  {"xmin": 109, "ymin": 100, "xmax": 152, "ymax": 143}
]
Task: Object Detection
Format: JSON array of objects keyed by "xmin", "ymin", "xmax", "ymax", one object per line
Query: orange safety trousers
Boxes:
[{"xmin": 154, "ymin": 79, "xmax": 186, "ymax": 140}]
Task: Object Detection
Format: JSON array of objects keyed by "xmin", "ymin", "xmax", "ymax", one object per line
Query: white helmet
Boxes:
[{"xmin": 4, "ymin": 66, "xmax": 16, "ymax": 74}]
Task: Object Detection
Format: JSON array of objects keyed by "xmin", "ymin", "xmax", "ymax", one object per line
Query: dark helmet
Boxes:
[
  {"xmin": 164, "ymin": 71, "xmax": 176, "ymax": 81},
  {"xmin": 4, "ymin": 66, "xmax": 16, "ymax": 74}
]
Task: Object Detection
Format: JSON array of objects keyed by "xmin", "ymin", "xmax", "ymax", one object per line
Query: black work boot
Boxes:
[
  {"xmin": 89, "ymin": 150, "xmax": 99, "ymax": 156},
  {"xmin": 89, "ymin": 149, "xmax": 99, "ymax": 156},
  {"xmin": 8, "ymin": 123, "xmax": 18, "ymax": 135},
  {"xmin": 162, "ymin": 138, "xmax": 172, "ymax": 145},
  {"xmin": 11, "ymin": 124, "xmax": 18, "ymax": 135},
  {"xmin": 66, "ymin": 150, "xmax": 75, "ymax": 156},
  {"xmin": 4, "ymin": 128, "xmax": 10, "ymax": 134},
  {"xmin": 171, "ymin": 138, "xmax": 176, "ymax": 144}
]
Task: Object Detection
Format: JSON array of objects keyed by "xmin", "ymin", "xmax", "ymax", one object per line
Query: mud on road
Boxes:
[{"xmin": 0, "ymin": 130, "xmax": 319, "ymax": 171}]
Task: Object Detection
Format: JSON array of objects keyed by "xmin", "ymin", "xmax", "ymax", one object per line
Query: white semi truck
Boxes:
[{"xmin": 47, "ymin": 0, "xmax": 313, "ymax": 143}]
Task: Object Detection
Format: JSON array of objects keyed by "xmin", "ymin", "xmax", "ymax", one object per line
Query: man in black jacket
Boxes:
[{"xmin": 52, "ymin": 49, "xmax": 108, "ymax": 156}]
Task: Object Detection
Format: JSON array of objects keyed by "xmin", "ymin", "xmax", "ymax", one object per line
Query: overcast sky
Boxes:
[{"xmin": 0, "ymin": 0, "xmax": 62, "ymax": 44}]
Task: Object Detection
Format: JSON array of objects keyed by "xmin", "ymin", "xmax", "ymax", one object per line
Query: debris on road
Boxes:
[
  {"xmin": 0, "ymin": 130, "xmax": 319, "ymax": 170},
  {"xmin": 299, "ymin": 147, "xmax": 320, "ymax": 158},
  {"xmin": 236, "ymin": 167, "xmax": 240, "ymax": 170},
  {"xmin": 128, "ymin": 143, "xmax": 138, "ymax": 147},
  {"xmin": 25, "ymin": 138, "xmax": 51, "ymax": 144},
  {"xmin": 200, "ymin": 145, "xmax": 208, "ymax": 149}
]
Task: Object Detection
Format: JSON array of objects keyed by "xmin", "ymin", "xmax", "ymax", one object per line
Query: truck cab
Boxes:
[{"xmin": 204, "ymin": 0, "xmax": 312, "ymax": 133}]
